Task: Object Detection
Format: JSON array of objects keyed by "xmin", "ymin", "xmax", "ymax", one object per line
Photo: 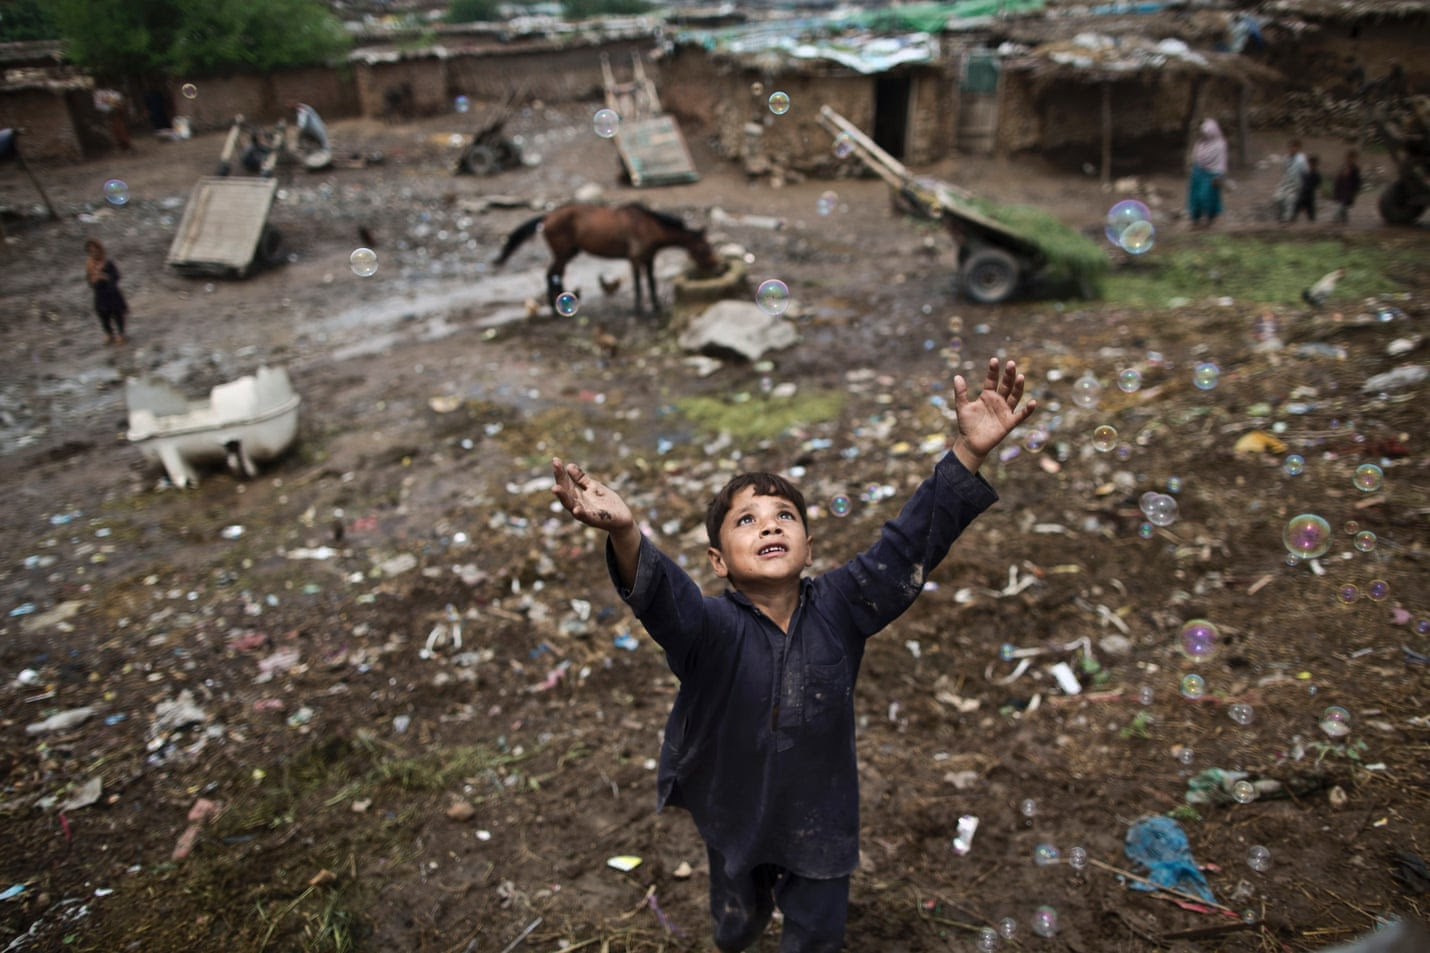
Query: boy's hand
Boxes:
[
  {"xmin": 951, "ymin": 358, "xmax": 1037, "ymax": 472},
  {"xmin": 552, "ymin": 458, "xmax": 634, "ymax": 531}
]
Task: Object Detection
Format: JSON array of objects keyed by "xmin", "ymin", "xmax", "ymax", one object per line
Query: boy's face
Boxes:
[{"xmin": 707, "ymin": 486, "xmax": 812, "ymax": 588}]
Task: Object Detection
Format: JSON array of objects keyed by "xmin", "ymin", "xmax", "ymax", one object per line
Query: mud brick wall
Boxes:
[{"xmin": 3, "ymin": 87, "xmax": 84, "ymax": 163}]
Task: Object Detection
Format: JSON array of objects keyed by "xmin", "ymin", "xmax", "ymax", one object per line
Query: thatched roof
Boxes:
[
  {"xmin": 1002, "ymin": 33, "xmax": 1283, "ymax": 85},
  {"xmin": 1259, "ymin": 0, "xmax": 1430, "ymax": 21}
]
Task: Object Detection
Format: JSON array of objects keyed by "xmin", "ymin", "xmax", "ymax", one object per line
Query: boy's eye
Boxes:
[
  {"xmin": 736, "ymin": 514, "xmax": 753, "ymax": 525},
  {"xmin": 779, "ymin": 511, "xmax": 796, "ymax": 520}
]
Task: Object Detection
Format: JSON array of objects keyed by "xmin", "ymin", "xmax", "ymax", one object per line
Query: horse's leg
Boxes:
[
  {"xmin": 645, "ymin": 259, "xmax": 661, "ymax": 315},
  {"xmin": 629, "ymin": 259, "xmax": 644, "ymax": 314},
  {"xmin": 546, "ymin": 252, "xmax": 573, "ymax": 313}
]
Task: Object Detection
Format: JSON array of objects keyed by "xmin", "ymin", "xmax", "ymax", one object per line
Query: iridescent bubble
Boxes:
[
  {"xmin": 103, "ymin": 178, "xmax": 129, "ymax": 206},
  {"xmin": 1180, "ymin": 673, "xmax": 1206, "ymax": 699},
  {"xmin": 1033, "ymin": 844, "xmax": 1061, "ymax": 866},
  {"xmin": 1417, "ymin": 618, "xmax": 1430, "ymax": 636},
  {"xmin": 767, "ymin": 91, "xmax": 791, "ymax": 115},
  {"xmin": 816, "ymin": 190, "xmax": 838, "ymax": 215},
  {"xmin": 1022, "ymin": 428, "xmax": 1049, "ymax": 453},
  {"xmin": 1181, "ymin": 619, "xmax": 1219, "ymax": 659},
  {"xmin": 1353, "ymin": 463, "xmax": 1384, "ymax": 493},
  {"xmin": 1231, "ymin": 779, "xmax": 1257, "ymax": 803},
  {"xmin": 1177, "ymin": 746, "xmax": 1195, "ymax": 765},
  {"xmin": 1353, "ymin": 530, "xmax": 1377, "ymax": 553},
  {"xmin": 455, "ymin": 95, "xmax": 470, "ymax": 113},
  {"xmin": 755, "ymin": 278, "xmax": 790, "ymax": 316},
  {"xmin": 1067, "ymin": 846, "xmax": 1088, "ymax": 870},
  {"xmin": 1166, "ymin": 476, "xmax": 1182, "ymax": 494},
  {"xmin": 1137, "ymin": 686, "xmax": 1154, "ymax": 705},
  {"xmin": 1019, "ymin": 798, "xmax": 1037, "ymax": 819},
  {"xmin": 1105, "ymin": 199, "xmax": 1151, "ymax": 245},
  {"xmin": 829, "ymin": 494, "xmax": 851, "ymax": 517},
  {"xmin": 1192, "ymin": 361, "xmax": 1221, "ymax": 391},
  {"xmin": 1092, "ymin": 425, "xmax": 1118, "ymax": 451},
  {"xmin": 1247, "ymin": 845, "xmax": 1271, "ymax": 872},
  {"xmin": 977, "ymin": 927, "xmax": 999, "ymax": 952},
  {"xmin": 1284, "ymin": 454, "xmax": 1305, "ymax": 476},
  {"xmin": 998, "ymin": 917, "xmax": 1018, "ymax": 940},
  {"xmin": 1228, "ymin": 703, "xmax": 1254, "ymax": 726},
  {"xmin": 1071, "ymin": 373, "xmax": 1102, "ymax": 409},
  {"xmin": 1117, "ymin": 368, "xmax": 1142, "ymax": 393},
  {"xmin": 1283, "ymin": 513, "xmax": 1332, "ymax": 559},
  {"xmin": 1143, "ymin": 493, "xmax": 1179, "ymax": 527},
  {"xmin": 1343, "ymin": 520, "xmax": 1360, "ymax": 535},
  {"xmin": 349, "ymin": 246, "xmax": 378, "ymax": 277},
  {"xmin": 1119, "ymin": 219, "xmax": 1156, "ymax": 254},
  {"xmin": 833, "ymin": 133, "xmax": 854, "ymax": 159},
  {"xmin": 999, "ymin": 643, "xmax": 1017, "ymax": 662},
  {"xmin": 1320, "ymin": 705, "xmax": 1351, "ymax": 738},
  {"xmin": 750, "ymin": 82, "xmax": 764, "ymax": 97},
  {"xmin": 180, "ymin": 82, "xmax": 198, "ymax": 100},
  {"xmin": 1336, "ymin": 583, "xmax": 1359, "ymax": 605},
  {"xmin": 592, "ymin": 108, "xmax": 620, "ymax": 138},
  {"xmin": 1115, "ymin": 443, "xmax": 1133, "ymax": 461},
  {"xmin": 1138, "ymin": 522, "xmax": 1154, "ymax": 539},
  {"xmin": 1366, "ymin": 579, "xmax": 1389, "ymax": 601},
  {"xmin": 555, "ymin": 291, "xmax": 580, "ymax": 316},
  {"xmin": 1031, "ymin": 906, "xmax": 1059, "ymax": 938}
]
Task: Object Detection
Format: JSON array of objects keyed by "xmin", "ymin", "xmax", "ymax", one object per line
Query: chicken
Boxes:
[
  {"xmin": 599, "ymin": 273, "xmax": 623, "ymax": 296},
  {"xmin": 1302, "ymin": 267, "xmax": 1345, "ymax": 307}
]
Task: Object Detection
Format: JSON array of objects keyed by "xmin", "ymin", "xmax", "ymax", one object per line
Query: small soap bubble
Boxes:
[
  {"xmin": 1071, "ymin": 373, "xmax": 1102, "ymax": 409},
  {"xmin": 1022, "ymin": 428, "xmax": 1049, "ymax": 452},
  {"xmin": 1033, "ymin": 844, "xmax": 1061, "ymax": 866},
  {"xmin": 829, "ymin": 494, "xmax": 851, "ymax": 517},
  {"xmin": 1143, "ymin": 493, "xmax": 1179, "ymax": 527},
  {"xmin": 1417, "ymin": 618, "xmax": 1430, "ymax": 636},
  {"xmin": 1019, "ymin": 798, "xmax": 1037, "ymax": 819},
  {"xmin": 454, "ymin": 94, "xmax": 470, "ymax": 113},
  {"xmin": 1228, "ymin": 703, "xmax": 1255, "ymax": 726},
  {"xmin": 1031, "ymin": 906, "xmax": 1059, "ymax": 938},
  {"xmin": 1283, "ymin": 513, "xmax": 1332, "ymax": 559},
  {"xmin": 1137, "ymin": 686, "xmax": 1154, "ymax": 705},
  {"xmin": 1192, "ymin": 361, "xmax": 1221, "ymax": 391},
  {"xmin": 103, "ymin": 178, "xmax": 129, "ymax": 206},
  {"xmin": 1092, "ymin": 424, "xmax": 1118, "ymax": 451},
  {"xmin": 998, "ymin": 917, "xmax": 1018, "ymax": 940},
  {"xmin": 767, "ymin": 90, "xmax": 791, "ymax": 115},
  {"xmin": 1181, "ymin": 619, "xmax": 1219, "ymax": 659},
  {"xmin": 1067, "ymin": 846, "xmax": 1088, "ymax": 870},
  {"xmin": 833, "ymin": 133, "xmax": 854, "ymax": 158},
  {"xmin": 1353, "ymin": 530, "xmax": 1377, "ymax": 552},
  {"xmin": 1366, "ymin": 579, "xmax": 1389, "ymax": 601},
  {"xmin": 1231, "ymin": 779, "xmax": 1257, "ymax": 803},
  {"xmin": 555, "ymin": 291, "xmax": 580, "ymax": 316},
  {"xmin": 1119, "ymin": 218, "xmax": 1156, "ymax": 254},
  {"xmin": 1247, "ymin": 845, "xmax": 1271, "ymax": 872},
  {"xmin": 1336, "ymin": 583, "xmax": 1359, "ymax": 605},
  {"xmin": 181, "ymin": 82, "xmax": 198, "ymax": 99},
  {"xmin": 1180, "ymin": 673, "xmax": 1206, "ymax": 699},
  {"xmin": 1343, "ymin": 520, "xmax": 1360, "ymax": 535},
  {"xmin": 592, "ymin": 108, "xmax": 620, "ymax": 138},
  {"xmin": 1105, "ymin": 199, "xmax": 1151, "ymax": 245},
  {"xmin": 750, "ymin": 81, "xmax": 764, "ymax": 97},
  {"xmin": 1353, "ymin": 463, "xmax": 1384, "ymax": 493},
  {"xmin": 1177, "ymin": 746, "xmax": 1195, "ymax": 765},
  {"xmin": 1320, "ymin": 706, "xmax": 1351, "ymax": 738},
  {"xmin": 816, "ymin": 190, "xmax": 838, "ymax": 215},
  {"xmin": 1116, "ymin": 368, "xmax": 1142, "ymax": 393},
  {"xmin": 755, "ymin": 278, "xmax": 790, "ymax": 316},
  {"xmin": 977, "ymin": 927, "xmax": 999, "ymax": 952},
  {"xmin": 1283, "ymin": 454, "xmax": 1305, "ymax": 476},
  {"xmin": 999, "ymin": 643, "xmax": 1017, "ymax": 662},
  {"xmin": 1138, "ymin": 521, "xmax": 1154, "ymax": 539},
  {"xmin": 1166, "ymin": 476, "xmax": 1182, "ymax": 494},
  {"xmin": 349, "ymin": 247, "xmax": 378, "ymax": 277}
]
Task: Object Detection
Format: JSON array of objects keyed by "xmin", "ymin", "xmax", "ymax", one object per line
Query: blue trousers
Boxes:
[{"xmin": 707, "ymin": 845, "xmax": 850, "ymax": 952}]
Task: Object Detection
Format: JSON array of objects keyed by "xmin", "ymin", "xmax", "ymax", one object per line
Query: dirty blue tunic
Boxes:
[{"xmin": 607, "ymin": 453, "xmax": 997, "ymax": 880}]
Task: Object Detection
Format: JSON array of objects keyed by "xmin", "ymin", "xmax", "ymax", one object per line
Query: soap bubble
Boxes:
[
  {"xmin": 454, "ymin": 95, "xmax": 470, "ymax": 113},
  {"xmin": 1353, "ymin": 530, "xmax": 1377, "ymax": 552},
  {"xmin": 1067, "ymin": 846, "xmax": 1088, "ymax": 870},
  {"xmin": 829, "ymin": 495, "xmax": 851, "ymax": 517},
  {"xmin": 1366, "ymin": 579, "xmax": 1389, "ymax": 601},
  {"xmin": 999, "ymin": 643, "xmax": 1017, "ymax": 662},
  {"xmin": 1117, "ymin": 368, "xmax": 1142, "ymax": 393},
  {"xmin": 1105, "ymin": 200, "xmax": 1151, "ymax": 245},
  {"xmin": 1192, "ymin": 361, "xmax": 1221, "ymax": 391},
  {"xmin": 1138, "ymin": 522, "xmax": 1154, "ymax": 539},
  {"xmin": 755, "ymin": 278, "xmax": 790, "ymax": 316},
  {"xmin": 1228, "ymin": 703, "xmax": 1254, "ymax": 726},
  {"xmin": 1284, "ymin": 454, "xmax": 1305, "ymax": 476},
  {"xmin": 750, "ymin": 82, "xmax": 764, "ymax": 97},
  {"xmin": 1166, "ymin": 476, "xmax": 1182, "ymax": 494},
  {"xmin": 1336, "ymin": 583, "xmax": 1359, "ymax": 605},
  {"xmin": 1231, "ymin": 779, "xmax": 1257, "ymax": 803},
  {"xmin": 1180, "ymin": 619, "xmax": 1219, "ymax": 659},
  {"xmin": 1019, "ymin": 798, "xmax": 1037, "ymax": 819},
  {"xmin": 1343, "ymin": 520, "xmax": 1360, "ymax": 535},
  {"xmin": 1177, "ymin": 746, "xmax": 1195, "ymax": 765},
  {"xmin": 1143, "ymin": 492, "xmax": 1179, "ymax": 527},
  {"xmin": 767, "ymin": 90, "xmax": 791, "ymax": 115},
  {"xmin": 998, "ymin": 917, "xmax": 1018, "ymax": 939},
  {"xmin": 349, "ymin": 247, "xmax": 378, "ymax": 277},
  {"xmin": 833, "ymin": 133, "xmax": 854, "ymax": 158},
  {"xmin": 592, "ymin": 108, "xmax": 620, "ymax": 138},
  {"xmin": 1353, "ymin": 463, "xmax": 1384, "ymax": 493},
  {"xmin": 180, "ymin": 83, "xmax": 198, "ymax": 99},
  {"xmin": 1283, "ymin": 513, "xmax": 1332, "ymax": 559},
  {"xmin": 1417, "ymin": 618, "xmax": 1430, "ymax": 635},
  {"xmin": 1119, "ymin": 219, "xmax": 1156, "ymax": 254},
  {"xmin": 1034, "ymin": 844, "xmax": 1061, "ymax": 866},
  {"xmin": 977, "ymin": 927, "xmax": 999, "ymax": 952},
  {"xmin": 1320, "ymin": 706, "xmax": 1351, "ymax": 738},
  {"xmin": 1247, "ymin": 845, "xmax": 1271, "ymax": 872},
  {"xmin": 1092, "ymin": 425, "xmax": 1118, "ymax": 451},
  {"xmin": 1071, "ymin": 373, "xmax": 1102, "ymax": 408},
  {"xmin": 816, "ymin": 190, "xmax": 839, "ymax": 215},
  {"xmin": 1031, "ymin": 906, "xmax": 1059, "ymax": 938},
  {"xmin": 1180, "ymin": 673, "xmax": 1206, "ymax": 699},
  {"xmin": 103, "ymin": 178, "xmax": 129, "ymax": 206},
  {"xmin": 1137, "ymin": 686, "xmax": 1154, "ymax": 705},
  {"xmin": 555, "ymin": 291, "xmax": 580, "ymax": 316},
  {"xmin": 1022, "ymin": 428, "xmax": 1049, "ymax": 452}
]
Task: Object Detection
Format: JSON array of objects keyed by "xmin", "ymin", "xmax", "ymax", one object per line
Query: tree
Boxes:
[
  {"xmin": 562, "ymin": 0, "xmax": 652, "ymax": 17},
  {"xmin": 445, "ymin": 0, "xmax": 503, "ymax": 23},
  {"xmin": 0, "ymin": 0, "xmax": 59, "ymax": 42},
  {"xmin": 50, "ymin": 0, "xmax": 349, "ymax": 78}
]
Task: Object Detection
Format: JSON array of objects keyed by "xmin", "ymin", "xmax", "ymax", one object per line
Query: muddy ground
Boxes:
[{"xmin": 1, "ymin": 100, "xmax": 1427, "ymax": 953}]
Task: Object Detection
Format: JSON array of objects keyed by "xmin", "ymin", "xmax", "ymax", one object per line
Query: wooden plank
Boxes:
[
  {"xmin": 166, "ymin": 177, "xmax": 277, "ymax": 274},
  {"xmin": 615, "ymin": 116, "xmax": 699, "ymax": 187}
]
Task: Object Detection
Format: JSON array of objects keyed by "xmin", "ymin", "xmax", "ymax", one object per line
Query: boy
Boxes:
[
  {"xmin": 1332, "ymin": 149, "xmax": 1362, "ymax": 225},
  {"xmin": 1291, "ymin": 153, "xmax": 1322, "ymax": 223},
  {"xmin": 552, "ymin": 357, "xmax": 1035, "ymax": 952}
]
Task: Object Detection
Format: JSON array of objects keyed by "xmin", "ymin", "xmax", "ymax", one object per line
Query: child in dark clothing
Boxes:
[
  {"xmin": 1332, "ymin": 149, "xmax": 1363, "ymax": 224},
  {"xmin": 84, "ymin": 238, "xmax": 128, "ymax": 344},
  {"xmin": 552, "ymin": 357, "xmax": 1036, "ymax": 952},
  {"xmin": 1292, "ymin": 154, "xmax": 1322, "ymax": 222}
]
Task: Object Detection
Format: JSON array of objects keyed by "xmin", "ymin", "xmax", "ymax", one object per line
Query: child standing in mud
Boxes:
[
  {"xmin": 551, "ymin": 357, "xmax": 1035, "ymax": 952},
  {"xmin": 84, "ymin": 238, "xmax": 129, "ymax": 345}
]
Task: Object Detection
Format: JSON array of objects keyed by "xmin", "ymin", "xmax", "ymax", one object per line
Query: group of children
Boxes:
[{"xmin": 1276, "ymin": 137, "xmax": 1363, "ymax": 225}]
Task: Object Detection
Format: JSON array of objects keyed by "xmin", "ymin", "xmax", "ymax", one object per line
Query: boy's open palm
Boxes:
[
  {"xmin": 953, "ymin": 358, "xmax": 1037, "ymax": 459},
  {"xmin": 552, "ymin": 458, "xmax": 633, "ymax": 531}
]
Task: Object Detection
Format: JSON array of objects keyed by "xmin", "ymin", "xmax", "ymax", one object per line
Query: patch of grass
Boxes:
[
  {"xmin": 375, "ymin": 743, "xmax": 531, "ymax": 792},
  {"xmin": 1102, "ymin": 234, "xmax": 1421, "ymax": 308},
  {"xmin": 675, "ymin": 389, "xmax": 846, "ymax": 443},
  {"xmin": 969, "ymin": 198, "xmax": 1109, "ymax": 294}
]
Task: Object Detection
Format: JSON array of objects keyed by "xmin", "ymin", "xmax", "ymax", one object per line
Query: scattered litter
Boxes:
[
  {"xmin": 172, "ymin": 797, "xmax": 222, "ymax": 860},
  {"xmin": 1124, "ymin": 815, "xmax": 1216, "ymax": 904},
  {"xmin": 0, "ymin": 884, "xmax": 24, "ymax": 901},
  {"xmin": 673, "ymin": 861, "xmax": 693, "ymax": 879},
  {"xmin": 1049, "ymin": 661, "xmax": 1082, "ymax": 695},
  {"xmin": 614, "ymin": 632, "xmax": 639, "ymax": 651},
  {"xmin": 308, "ymin": 869, "xmax": 338, "ymax": 887},
  {"xmin": 26, "ymin": 706, "xmax": 96, "ymax": 735},
  {"xmin": 951, "ymin": 814, "xmax": 979, "ymax": 855},
  {"xmin": 606, "ymin": 855, "xmax": 642, "ymax": 872},
  {"xmin": 152, "ymin": 689, "xmax": 208, "ymax": 737},
  {"xmin": 1361, "ymin": 364, "xmax": 1427, "ymax": 392},
  {"xmin": 57, "ymin": 776, "xmax": 104, "ymax": 813}
]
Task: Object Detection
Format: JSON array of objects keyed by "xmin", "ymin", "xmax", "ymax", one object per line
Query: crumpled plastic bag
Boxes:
[{"xmin": 1124, "ymin": 815, "xmax": 1215, "ymax": 903}]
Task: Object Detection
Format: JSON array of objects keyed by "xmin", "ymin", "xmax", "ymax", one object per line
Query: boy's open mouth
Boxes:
[{"xmin": 758, "ymin": 543, "xmax": 788, "ymax": 557}]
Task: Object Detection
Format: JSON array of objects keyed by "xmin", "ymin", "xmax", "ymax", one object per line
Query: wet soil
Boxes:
[{"xmin": 1, "ymin": 103, "xmax": 1427, "ymax": 953}]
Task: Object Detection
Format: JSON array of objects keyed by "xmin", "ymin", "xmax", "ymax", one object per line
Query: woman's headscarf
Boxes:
[{"xmin": 1193, "ymin": 119, "xmax": 1228, "ymax": 175}]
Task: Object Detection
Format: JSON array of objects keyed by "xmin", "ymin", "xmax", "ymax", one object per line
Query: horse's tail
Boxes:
[{"xmin": 494, "ymin": 213, "xmax": 544, "ymax": 265}]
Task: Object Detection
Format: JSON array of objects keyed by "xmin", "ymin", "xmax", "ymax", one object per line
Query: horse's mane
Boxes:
[{"xmin": 630, "ymin": 204, "xmax": 696, "ymax": 235}]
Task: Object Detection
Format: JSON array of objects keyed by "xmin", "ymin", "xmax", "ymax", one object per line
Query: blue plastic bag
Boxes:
[{"xmin": 1124, "ymin": 815, "xmax": 1216, "ymax": 903}]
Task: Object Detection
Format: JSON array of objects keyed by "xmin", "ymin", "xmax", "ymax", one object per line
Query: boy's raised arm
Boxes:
[
  {"xmin": 950, "ymin": 357, "xmax": 1037, "ymax": 473},
  {"xmin": 552, "ymin": 457, "xmax": 642, "ymax": 588}
]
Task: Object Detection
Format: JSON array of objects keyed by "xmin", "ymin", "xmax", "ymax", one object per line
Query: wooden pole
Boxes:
[
  {"xmin": 1101, "ymin": 81, "xmax": 1112, "ymax": 188},
  {"xmin": 17, "ymin": 148, "xmax": 59, "ymax": 221}
]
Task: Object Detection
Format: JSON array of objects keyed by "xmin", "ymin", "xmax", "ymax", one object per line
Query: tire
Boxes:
[
  {"xmin": 460, "ymin": 143, "xmax": 499, "ymax": 176},
  {"xmin": 961, "ymin": 247, "xmax": 1021, "ymax": 304},
  {"xmin": 257, "ymin": 225, "xmax": 284, "ymax": 266},
  {"xmin": 1378, "ymin": 179, "xmax": 1427, "ymax": 225}
]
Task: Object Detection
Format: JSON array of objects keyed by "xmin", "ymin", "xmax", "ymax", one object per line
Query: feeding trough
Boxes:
[{"xmin": 125, "ymin": 366, "xmax": 301, "ymax": 488}]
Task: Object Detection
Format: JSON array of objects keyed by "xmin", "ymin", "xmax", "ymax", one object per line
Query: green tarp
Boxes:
[{"xmin": 839, "ymin": 0, "xmax": 1048, "ymax": 32}]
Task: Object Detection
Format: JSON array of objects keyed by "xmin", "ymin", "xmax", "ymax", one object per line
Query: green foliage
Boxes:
[
  {"xmin": 1118, "ymin": 710, "xmax": 1155, "ymax": 740},
  {"xmin": 676, "ymin": 390, "xmax": 846, "ymax": 443},
  {"xmin": 562, "ymin": 0, "xmax": 653, "ymax": 17},
  {"xmin": 0, "ymin": 0, "xmax": 59, "ymax": 41},
  {"xmin": 446, "ymin": 0, "xmax": 504, "ymax": 23},
  {"xmin": 50, "ymin": 0, "xmax": 348, "ymax": 77}
]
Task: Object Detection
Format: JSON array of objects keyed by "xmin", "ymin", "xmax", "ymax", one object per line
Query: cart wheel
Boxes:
[
  {"xmin": 257, "ymin": 226, "xmax": 285, "ymax": 266},
  {"xmin": 1378, "ymin": 179, "xmax": 1426, "ymax": 225},
  {"xmin": 961, "ymin": 248, "xmax": 1020, "ymax": 304}
]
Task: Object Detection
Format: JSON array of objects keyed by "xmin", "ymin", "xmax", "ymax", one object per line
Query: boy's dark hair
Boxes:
[{"xmin": 706, "ymin": 472, "xmax": 808, "ymax": 548}]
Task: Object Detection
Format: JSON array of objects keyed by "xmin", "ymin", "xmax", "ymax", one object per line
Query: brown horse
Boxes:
[{"xmin": 495, "ymin": 202, "xmax": 719, "ymax": 315}]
